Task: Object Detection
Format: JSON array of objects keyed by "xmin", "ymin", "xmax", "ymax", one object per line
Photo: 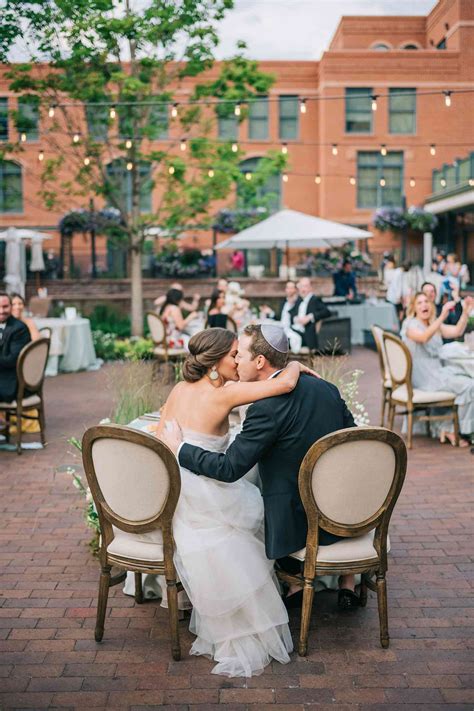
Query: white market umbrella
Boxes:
[
  {"xmin": 216, "ymin": 209, "xmax": 372, "ymax": 253},
  {"xmin": 0, "ymin": 228, "xmax": 51, "ymax": 289}
]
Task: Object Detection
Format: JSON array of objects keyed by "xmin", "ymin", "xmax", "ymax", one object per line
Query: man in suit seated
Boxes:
[
  {"xmin": 0, "ymin": 292, "xmax": 31, "ymax": 404},
  {"xmin": 292, "ymin": 277, "xmax": 332, "ymax": 351},
  {"xmin": 260, "ymin": 281, "xmax": 302, "ymax": 351}
]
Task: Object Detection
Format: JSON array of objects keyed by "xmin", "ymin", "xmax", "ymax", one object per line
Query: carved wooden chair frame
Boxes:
[
  {"xmin": 371, "ymin": 324, "xmax": 392, "ymax": 427},
  {"xmin": 146, "ymin": 311, "xmax": 186, "ymax": 364},
  {"xmin": 82, "ymin": 424, "xmax": 183, "ymax": 661},
  {"xmin": 277, "ymin": 426, "xmax": 407, "ymax": 656},
  {"xmin": 382, "ymin": 331, "xmax": 459, "ymax": 449}
]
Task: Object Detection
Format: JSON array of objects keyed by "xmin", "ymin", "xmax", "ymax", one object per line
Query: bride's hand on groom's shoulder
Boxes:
[{"xmin": 160, "ymin": 419, "xmax": 183, "ymax": 455}]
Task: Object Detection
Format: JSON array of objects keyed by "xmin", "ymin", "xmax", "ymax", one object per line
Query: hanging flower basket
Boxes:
[
  {"xmin": 372, "ymin": 207, "xmax": 408, "ymax": 233},
  {"xmin": 213, "ymin": 207, "xmax": 268, "ymax": 234},
  {"xmin": 406, "ymin": 206, "xmax": 438, "ymax": 233},
  {"xmin": 58, "ymin": 207, "xmax": 122, "ymax": 235}
]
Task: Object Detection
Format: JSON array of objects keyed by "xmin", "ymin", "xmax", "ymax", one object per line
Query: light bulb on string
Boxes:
[
  {"xmin": 469, "ymin": 178, "xmax": 474, "ymax": 187},
  {"xmin": 125, "ymin": 139, "xmax": 133, "ymax": 149},
  {"xmin": 168, "ymin": 165, "xmax": 175, "ymax": 175},
  {"xmin": 380, "ymin": 176, "xmax": 386, "ymax": 187},
  {"xmin": 443, "ymin": 91, "xmax": 452, "ymax": 107},
  {"xmin": 281, "ymin": 143, "xmax": 288, "ymax": 155},
  {"xmin": 282, "ymin": 173, "xmax": 288, "ymax": 183},
  {"xmin": 349, "ymin": 176, "xmax": 356, "ymax": 186},
  {"xmin": 409, "ymin": 177, "xmax": 416, "ymax": 187},
  {"xmin": 234, "ymin": 102, "xmax": 241, "ymax": 117},
  {"xmin": 20, "ymin": 132, "xmax": 27, "ymax": 143},
  {"xmin": 299, "ymin": 98, "xmax": 306, "ymax": 114},
  {"xmin": 73, "ymin": 133, "xmax": 80, "ymax": 143},
  {"xmin": 380, "ymin": 144, "xmax": 387, "ymax": 156},
  {"xmin": 48, "ymin": 105, "xmax": 56, "ymax": 118},
  {"xmin": 440, "ymin": 177, "xmax": 447, "ymax": 187},
  {"xmin": 245, "ymin": 171, "xmax": 252, "ymax": 181},
  {"xmin": 231, "ymin": 142, "xmax": 238, "ymax": 153},
  {"xmin": 171, "ymin": 103, "xmax": 178, "ymax": 118},
  {"xmin": 126, "ymin": 161, "xmax": 133, "ymax": 171},
  {"xmin": 430, "ymin": 144, "xmax": 436, "ymax": 156},
  {"xmin": 314, "ymin": 174, "xmax": 321, "ymax": 184},
  {"xmin": 371, "ymin": 94, "xmax": 378, "ymax": 111},
  {"xmin": 109, "ymin": 105, "xmax": 116, "ymax": 119},
  {"xmin": 208, "ymin": 168, "xmax": 214, "ymax": 178},
  {"xmin": 84, "ymin": 156, "xmax": 91, "ymax": 166},
  {"xmin": 331, "ymin": 144, "xmax": 338, "ymax": 156},
  {"xmin": 180, "ymin": 138, "xmax": 187, "ymax": 152},
  {"xmin": 38, "ymin": 149, "xmax": 44, "ymax": 162}
]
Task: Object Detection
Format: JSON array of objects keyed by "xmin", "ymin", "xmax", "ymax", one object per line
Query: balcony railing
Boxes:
[{"xmin": 432, "ymin": 152, "xmax": 474, "ymax": 194}]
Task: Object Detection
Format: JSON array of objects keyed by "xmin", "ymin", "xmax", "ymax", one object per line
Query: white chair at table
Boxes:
[
  {"xmin": 276, "ymin": 426, "xmax": 407, "ymax": 656},
  {"xmin": 81, "ymin": 424, "xmax": 183, "ymax": 661},
  {"xmin": 0, "ymin": 337, "xmax": 50, "ymax": 454},
  {"xmin": 146, "ymin": 311, "xmax": 187, "ymax": 363},
  {"xmin": 382, "ymin": 332, "xmax": 459, "ymax": 449}
]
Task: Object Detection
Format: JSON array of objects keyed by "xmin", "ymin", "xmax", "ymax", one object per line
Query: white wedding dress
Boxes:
[{"xmin": 125, "ymin": 428, "xmax": 293, "ymax": 677}]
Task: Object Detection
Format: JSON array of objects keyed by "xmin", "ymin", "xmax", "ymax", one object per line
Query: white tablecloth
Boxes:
[
  {"xmin": 439, "ymin": 341, "xmax": 474, "ymax": 378},
  {"xmin": 34, "ymin": 317, "xmax": 99, "ymax": 376},
  {"xmin": 327, "ymin": 301, "xmax": 399, "ymax": 345}
]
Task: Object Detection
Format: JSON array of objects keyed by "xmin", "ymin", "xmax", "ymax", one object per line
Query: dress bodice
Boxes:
[{"xmin": 182, "ymin": 427, "xmax": 230, "ymax": 453}]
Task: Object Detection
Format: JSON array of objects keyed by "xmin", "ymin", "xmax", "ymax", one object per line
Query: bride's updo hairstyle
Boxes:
[{"xmin": 182, "ymin": 328, "xmax": 236, "ymax": 383}]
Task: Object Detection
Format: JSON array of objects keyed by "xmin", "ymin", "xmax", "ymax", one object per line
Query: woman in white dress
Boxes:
[{"xmin": 130, "ymin": 328, "xmax": 316, "ymax": 677}]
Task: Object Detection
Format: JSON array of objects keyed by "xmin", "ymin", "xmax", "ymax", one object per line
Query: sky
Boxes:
[{"xmin": 214, "ymin": 0, "xmax": 437, "ymax": 60}]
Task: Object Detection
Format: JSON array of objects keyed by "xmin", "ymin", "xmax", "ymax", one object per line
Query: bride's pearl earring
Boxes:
[{"xmin": 209, "ymin": 366, "xmax": 219, "ymax": 381}]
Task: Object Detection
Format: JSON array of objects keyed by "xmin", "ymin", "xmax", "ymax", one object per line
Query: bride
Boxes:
[{"xmin": 129, "ymin": 328, "xmax": 316, "ymax": 677}]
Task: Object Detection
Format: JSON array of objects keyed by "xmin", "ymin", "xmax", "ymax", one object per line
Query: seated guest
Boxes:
[
  {"xmin": 333, "ymin": 259, "xmax": 357, "ymax": 299},
  {"xmin": 260, "ymin": 281, "xmax": 302, "ymax": 352},
  {"xmin": 401, "ymin": 292, "xmax": 473, "ymax": 447},
  {"xmin": 0, "ymin": 292, "xmax": 31, "ymax": 403},
  {"xmin": 160, "ymin": 288, "xmax": 198, "ymax": 348},
  {"xmin": 10, "ymin": 294, "xmax": 41, "ymax": 341},
  {"xmin": 154, "ymin": 282, "xmax": 200, "ymax": 314},
  {"xmin": 206, "ymin": 289, "xmax": 231, "ymax": 328},
  {"xmin": 421, "ymin": 281, "xmax": 463, "ymax": 341},
  {"xmin": 292, "ymin": 277, "xmax": 331, "ymax": 351}
]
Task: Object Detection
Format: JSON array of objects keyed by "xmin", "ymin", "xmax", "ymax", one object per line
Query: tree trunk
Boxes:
[{"xmin": 130, "ymin": 244, "xmax": 143, "ymax": 336}]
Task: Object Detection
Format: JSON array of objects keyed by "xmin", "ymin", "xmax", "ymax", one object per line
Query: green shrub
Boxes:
[{"xmin": 89, "ymin": 304, "xmax": 131, "ymax": 338}]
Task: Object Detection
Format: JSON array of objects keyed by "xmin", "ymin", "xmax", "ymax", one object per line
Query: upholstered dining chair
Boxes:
[
  {"xmin": 382, "ymin": 332, "xmax": 459, "ymax": 449},
  {"xmin": 277, "ymin": 426, "xmax": 407, "ymax": 656},
  {"xmin": 146, "ymin": 311, "xmax": 187, "ymax": 363},
  {"xmin": 0, "ymin": 337, "xmax": 50, "ymax": 454},
  {"xmin": 371, "ymin": 325, "xmax": 392, "ymax": 426},
  {"xmin": 81, "ymin": 424, "xmax": 183, "ymax": 661},
  {"xmin": 38, "ymin": 326, "xmax": 52, "ymax": 340}
]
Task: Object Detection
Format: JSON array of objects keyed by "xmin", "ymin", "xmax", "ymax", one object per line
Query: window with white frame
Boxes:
[{"xmin": 357, "ymin": 151, "xmax": 404, "ymax": 208}]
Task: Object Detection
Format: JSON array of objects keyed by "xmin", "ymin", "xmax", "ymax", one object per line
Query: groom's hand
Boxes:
[{"xmin": 161, "ymin": 419, "xmax": 183, "ymax": 456}]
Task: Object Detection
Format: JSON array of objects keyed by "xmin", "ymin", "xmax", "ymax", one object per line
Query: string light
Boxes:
[
  {"xmin": 234, "ymin": 102, "xmax": 241, "ymax": 117},
  {"xmin": 314, "ymin": 174, "xmax": 321, "ymax": 184},
  {"xmin": 430, "ymin": 144, "xmax": 436, "ymax": 156},
  {"xmin": 125, "ymin": 139, "xmax": 133, "ymax": 149},
  {"xmin": 380, "ymin": 176, "xmax": 386, "ymax": 187},
  {"xmin": 48, "ymin": 105, "xmax": 56, "ymax": 118},
  {"xmin": 380, "ymin": 144, "xmax": 387, "ymax": 156},
  {"xmin": 38, "ymin": 149, "xmax": 44, "ymax": 161},
  {"xmin": 72, "ymin": 133, "xmax": 80, "ymax": 143},
  {"xmin": 168, "ymin": 165, "xmax": 175, "ymax": 175},
  {"xmin": 208, "ymin": 168, "xmax": 214, "ymax": 177},
  {"xmin": 299, "ymin": 98, "xmax": 307, "ymax": 114},
  {"xmin": 469, "ymin": 178, "xmax": 474, "ymax": 187},
  {"xmin": 349, "ymin": 176, "xmax": 356, "ymax": 185},
  {"xmin": 440, "ymin": 177, "xmax": 447, "ymax": 187},
  {"xmin": 331, "ymin": 144, "xmax": 338, "ymax": 156},
  {"xmin": 409, "ymin": 177, "xmax": 416, "ymax": 187},
  {"xmin": 171, "ymin": 103, "xmax": 178, "ymax": 118},
  {"xmin": 281, "ymin": 143, "xmax": 288, "ymax": 155},
  {"xmin": 245, "ymin": 171, "xmax": 252, "ymax": 180},
  {"xmin": 109, "ymin": 105, "xmax": 116, "ymax": 119},
  {"xmin": 180, "ymin": 138, "xmax": 187, "ymax": 151},
  {"xmin": 282, "ymin": 172, "xmax": 288, "ymax": 182},
  {"xmin": 231, "ymin": 142, "xmax": 238, "ymax": 153},
  {"xmin": 84, "ymin": 156, "xmax": 91, "ymax": 166},
  {"xmin": 126, "ymin": 161, "xmax": 133, "ymax": 171},
  {"xmin": 371, "ymin": 94, "xmax": 378, "ymax": 111},
  {"xmin": 20, "ymin": 132, "xmax": 27, "ymax": 142},
  {"xmin": 443, "ymin": 91, "xmax": 452, "ymax": 107}
]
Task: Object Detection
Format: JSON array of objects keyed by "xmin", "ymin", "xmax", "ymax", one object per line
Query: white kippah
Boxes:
[{"xmin": 260, "ymin": 323, "xmax": 289, "ymax": 353}]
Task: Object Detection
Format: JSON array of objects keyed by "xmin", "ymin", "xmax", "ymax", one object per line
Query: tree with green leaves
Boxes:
[{"xmin": 0, "ymin": 0, "xmax": 286, "ymax": 335}]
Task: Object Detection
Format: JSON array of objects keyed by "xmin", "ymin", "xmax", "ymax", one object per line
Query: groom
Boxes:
[{"xmin": 163, "ymin": 323, "xmax": 356, "ymax": 606}]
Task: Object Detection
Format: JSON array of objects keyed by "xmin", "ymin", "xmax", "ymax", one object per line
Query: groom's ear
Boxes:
[{"xmin": 255, "ymin": 354, "xmax": 267, "ymax": 370}]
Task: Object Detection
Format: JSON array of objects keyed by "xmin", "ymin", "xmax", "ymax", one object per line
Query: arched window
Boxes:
[
  {"xmin": 105, "ymin": 159, "xmax": 152, "ymax": 214},
  {"xmin": 0, "ymin": 160, "xmax": 23, "ymax": 213},
  {"xmin": 401, "ymin": 43, "xmax": 420, "ymax": 50},
  {"xmin": 238, "ymin": 157, "xmax": 281, "ymax": 213},
  {"xmin": 371, "ymin": 43, "xmax": 391, "ymax": 51}
]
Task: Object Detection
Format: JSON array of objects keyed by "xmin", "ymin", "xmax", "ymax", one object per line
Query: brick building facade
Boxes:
[{"xmin": 0, "ymin": 0, "xmax": 473, "ymax": 278}]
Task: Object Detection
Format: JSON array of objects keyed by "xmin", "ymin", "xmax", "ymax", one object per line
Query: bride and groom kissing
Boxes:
[{"xmin": 150, "ymin": 323, "xmax": 356, "ymax": 677}]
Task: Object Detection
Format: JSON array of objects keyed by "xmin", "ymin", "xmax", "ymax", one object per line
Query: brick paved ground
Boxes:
[{"xmin": 0, "ymin": 347, "xmax": 472, "ymax": 710}]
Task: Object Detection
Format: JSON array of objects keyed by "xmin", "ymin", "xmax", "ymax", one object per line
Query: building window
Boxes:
[
  {"xmin": 436, "ymin": 38, "xmax": 446, "ymax": 49},
  {"xmin": 119, "ymin": 100, "xmax": 168, "ymax": 140},
  {"xmin": 357, "ymin": 151, "xmax": 404, "ymax": 208},
  {"xmin": 278, "ymin": 96, "xmax": 298, "ymax": 140},
  {"xmin": 0, "ymin": 98, "xmax": 8, "ymax": 141},
  {"xmin": 238, "ymin": 157, "xmax": 281, "ymax": 213},
  {"xmin": 105, "ymin": 159, "xmax": 152, "ymax": 213},
  {"xmin": 345, "ymin": 88, "xmax": 372, "ymax": 133},
  {"xmin": 372, "ymin": 43, "xmax": 390, "ymax": 51},
  {"xmin": 248, "ymin": 97, "xmax": 268, "ymax": 140},
  {"xmin": 217, "ymin": 108, "xmax": 238, "ymax": 140},
  {"xmin": 389, "ymin": 88, "xmax": 416, "ymax": 134},
  {"xmin": 16, "ymin": 96, "xmax": 39, "ymax": 141},
  {"xmin": 0, "ymin": 160, "xmax": 23, "ymax": 213},
  {"xmin": 401, "ymin": 43, "xmax": 420, "ymax": 50},
  {"xmin": 86, "ymin": 103, "xmax": 108, "ymax": 142}
]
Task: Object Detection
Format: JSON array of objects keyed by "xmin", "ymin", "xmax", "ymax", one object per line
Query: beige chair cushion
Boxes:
[
  {"xmin": 391, "ymin": 385, "xmax": 455, "ymax": 404},
  {"xmin": 108, "ymin": 525, "xmax": 164, "ymax": 562},
  {"xmin": 290, "ymin": 530, "xmax": 390, "ymax": 564},
  {"xmin": 0, "ymin": 394, "xmax": 41, "ymax": 409}
]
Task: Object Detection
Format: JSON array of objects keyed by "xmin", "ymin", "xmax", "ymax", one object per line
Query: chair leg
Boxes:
[
  {"xmin": 38, "ymin": 401, "xmax": 46, "ymax": 447},
  {"xmin": 359, "ymin": 574, "xmax": 368, "ymax": 608},
  {"xmin": 407, "ymin": 409, "xmax": 413, "ymax": 449},
  {"xmin": 298, "ymin": 577, "xmax": 315, "ymax": 656},
  {"xmin": 453, "ymin": 405, "xmax": 460, "ymax": 447},
  {"xmin": 95, "ymin": 564, "xmax": 111, "ymax": 642},
  {"xmin": 134, "ymin": 572, "xmax": 144, "ymax": 604},
  {"xmin": 388, "ymin": 403, "xmax": 395, "ymax": 430},
  {"xmin": 166, "ymin": 578, "xmax": 181, "ymax": 661},
  {"xmin": 16, "ymin": 406, "xmax": 22, "ymax": 455},
  {"xmin": 376, "ymin": 572, "xmax": 389, "ymax": 649},
  {"xmin": 380, "ymin": 387, "xmax": 387, "ymax": 427}
]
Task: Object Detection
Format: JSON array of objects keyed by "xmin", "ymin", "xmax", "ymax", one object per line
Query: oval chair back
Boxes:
[
  {"xmin": 39, "ymin": 326, "xmax": 52, "ymax": 340},
  {"xmin": 147, "ymin": 311, "xmax": 166, "ymax": 346},
  {"xmin": 382, "ymin": 332, "xmax": 413, "ymax": 397},
  {"xmin": 17, "ymin": 337, "xmax": 50, "ymax": 399}
]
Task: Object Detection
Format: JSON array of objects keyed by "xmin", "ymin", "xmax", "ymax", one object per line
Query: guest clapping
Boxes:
[
  {"xmin": 421, "ymin": 281, "xmax": 463, "ymax": 338},
  {"xmin": 401, "ymin": 292, "xmax": 474, "ymax": 446},
  {"xmin": 10, "ymin": 294, "xmax": 41, "ymax": 341},
  {"xmin": 160, "ymin": 288, "xmax": 198, "ymax": 348}
]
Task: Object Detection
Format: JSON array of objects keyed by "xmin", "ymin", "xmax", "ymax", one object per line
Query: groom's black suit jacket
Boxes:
[{"xmin": 179, "ymin": 374, "xmax": 355, "ymax": 560}]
